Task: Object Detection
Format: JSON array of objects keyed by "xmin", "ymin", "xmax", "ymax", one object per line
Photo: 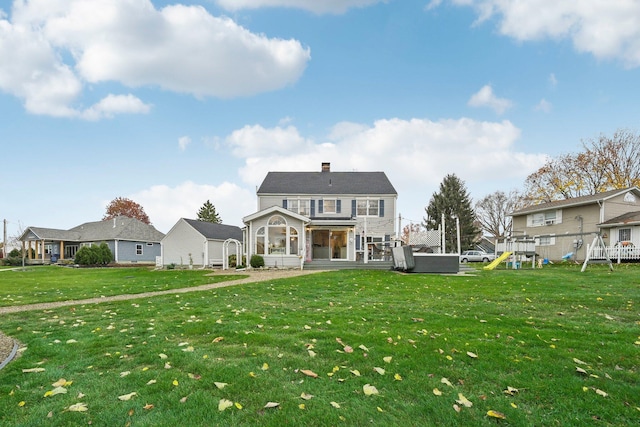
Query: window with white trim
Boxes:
[
  {"xmin": 357, "ymin": 199, "xmax": 379, "ymax": 217},
  {"xmin": 529, "ymin": 210, "xmax": 559, "ymax": 226},
  {"xmin": 619, "ymin": 228, "xmax": 631, "ymax": 242},
  {"xmin": 287, "ymin": 199, "xmax": 310, "ymax": 216},
  {"xmin": 136, "ymin": 244, "xmax": 143, "ymax": 255},
  {"xmin": 536, "ymin": 235, "xmax": 556, "ymax": 246},
  {"xmin": 255, "ymin": 216, "xmax": 300, "ymax": 255},
  {"xmin": 322, "ymin": 199, "xmax": 337, "ymax": 214}
]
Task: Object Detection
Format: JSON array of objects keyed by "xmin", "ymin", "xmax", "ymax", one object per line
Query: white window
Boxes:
[
  {"xmin": 287, "ymin": 199, "xmax": 310, "ymax": 216},
  {"xmin": 619, "ymin": 228, "xmax": 631, "ymax": 242},
  {"xmin": 255, "ymin": 216, "xmax": 300, "ymax": 256},
  {"xmin": 536, "ymin": 235, "xmax": 556, "ymax": 246},
  {"xmin": 357, "ymin": 199, "xmax": 379, "ymax": 217},
  {"xmin": 529, "ymin": 210, "xmax": 560, "ymax": 227},
  {"xmin": 322, "ymin": 199, "xmax": 337, "ymax": 214},
  {"xmin": 136, "ymin": 244, "xmax": 143, "ymax": 255}
]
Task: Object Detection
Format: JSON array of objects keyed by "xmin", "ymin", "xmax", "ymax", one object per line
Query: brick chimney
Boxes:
[{"xmin": 321, "ymin": 162, "xmax": 330, "ymax": 172}]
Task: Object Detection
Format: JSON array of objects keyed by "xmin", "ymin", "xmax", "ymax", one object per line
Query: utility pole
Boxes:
[{"xmin": 2, "ymin": 219, "xmax": 6, "ymax": 258}]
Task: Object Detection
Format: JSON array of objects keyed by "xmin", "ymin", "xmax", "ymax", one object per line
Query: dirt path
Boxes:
[{"xmin": 0, "ymin": 269, "xmax": 324, "ymax": 368}]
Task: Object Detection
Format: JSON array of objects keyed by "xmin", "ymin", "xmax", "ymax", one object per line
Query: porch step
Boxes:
[{"xmin": 304, "ymin": 260, "xmax": 394, "ymax": 271}]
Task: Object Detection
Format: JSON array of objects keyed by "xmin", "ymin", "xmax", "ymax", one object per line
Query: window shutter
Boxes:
[
  {"xmin": 310, "ymin": 200, "xmax": 315, "ymax": 217},
  {"xmin": 282, "ymin": 199, "xmax": 287, "ymax": 209},
  {"xmin": 336, "ymin": 199, "xmax": 341, "ymax": 213},
  {"xmin": 351, "ymin": 200, "xmax": 357, "ymax": 218},
  {"xmin": 318, "ymin": 200, "xmax": 324, "ymax": 214},
  {"xmin": 379, "ymin": 200, "xmax": 385, "ymax": 217},
  {"xmin": 355, "ymin": 234, "xmax": 361, "ymax": 250}
]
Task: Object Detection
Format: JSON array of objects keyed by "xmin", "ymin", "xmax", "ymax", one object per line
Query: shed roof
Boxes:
[
  {"xmin": 183, "ymin": 219, "xmax": 243, "ymax": 241},
  {"xmin": 510, "ymin": 187, "xmax": 640, "ymax": 216}
]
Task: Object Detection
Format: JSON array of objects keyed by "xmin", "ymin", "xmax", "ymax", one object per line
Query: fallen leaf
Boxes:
[
  {"xmin": 373, "ymin": 367, "xmax": 385, "ymax": 375},
  {"xmin": 377, "ymin": 406, "xmax": 385, "ymax": 412},
  {"xmin": 308, "ymin": 350, "xmax": 317, "ymax": 358},
  {"xmin": 66, "ymin": 402, "xmax": 88, "ymax": 412},
  {"xmin": 212, "ymin": 337, "xmax": 224, "ymax": 343},
  {"xmin": 180, "ymin": 396, "xmax": 188, "ymax": 403},
  {"xmin": 573, "ymin": 358, "xmax": 587, "ymax": 365},
  {"xmin": 118, "ymin": 392, "xmax": 138, "ymax": 401},
  {"xmin": 453, "ymin": 404, "xmax": 461, "ymax": 413},
  {"xmin": 300, "ymin": 369, "xmax": 318, "ymax": 378},
  {"xmin": 188, "ymin": 373, "xmax": 201, "ymax": 380},
  {"xmin": 330, "ymin": 401, "xmax": 341, "ymax": 408},
  {"xmin": 264, "ymin": 402, "xmax": 280, "ymax": 408},
  {"xmin": 234, "ymin": 402, "xmax": 242, "ymax": 409},
  {"xmin": 52, "ymin": 378, "xmax": 67, "ymax": 387},
  {"xmin": 383, "ymin": 356, "xmax": 393, "ymax": 363},
  {"xmin": 344, "ymin": 345, "xmax": 353, "ymax": 353},
  {"xmin": 218, "ymin": 399, "xmax": 233, "ymax": 411},
  {"xmin": 261, "ymin": 363, "xmax": 269, "ymax": 371},
  {"xmin": 350, "ymin": 369, "xmax": 361, "ymax": 376},
  {"xmin": 433, "ymin": 388, "xmax": 443, "ymax": 396},
  {"xmin": 363, "ymin": 384, "xmax": 379, "ymax": 396},
  {"xmin": 44, "ymin": 387, "xmax": 67, "ymax": 397},
  {"xmin": 158, "ymin": 353, "xmax": 168, "ymax": 359},
  {"xmin": 146, "ymin": 379, "xmax": 157, "ymax": 385},
  {"xmin": 576, "ymin": 367, "xmax": 588, "ymax": 375},
  {"xmin": 595, "ymin": 389, "xmax": 608, "ymax": 397},
  {"xmin": 467, "ymin": 351, "xmax": 478, "ymax": 359},
  {"xmin": 18, "ymin": 401, "xmax": 26, "ymax": 407},
  {"xmin": 394, "ymin": 373, "xmax": 402, "ymax": 381},
  {"xmin": 22, "ymin": 368, "xmax": 45, "ymax": 373},
  {"xmin": 182, "ymin": 346, "xmax": 194, "ymax": 352},
  {"xmin": 214, "ymin": 382, "xmax": 228, "ymax": 389},
  {"xmin": 441, "ymin": 377, "xmax": 453, "ymax": 387},
  {"xmin": 120, "ymin": 371, "xmax": 131, "ymax": 377},
  {"xmin": 144, "ymin": 403, "xmax": 154, "ymax": 410},
  {"xmin": 504, "ymin": 386, "xmax": 519, "ymax": 396},
  {"xmin": 299, "ymin": 403, "xmax": 306, "ymax": 410},
  {"xmin": 487, "ymin": 410, "xmax": 506, "ymax": 419},
  {"xmin": 456, "ymin": 393, "xmax": 473, "ymax": 408}
]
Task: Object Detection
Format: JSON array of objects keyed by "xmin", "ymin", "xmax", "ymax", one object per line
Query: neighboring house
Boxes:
[
  {"xmin": 19, "ymin": 216, "xmax": 164, "ymax": 264},
  {"xmin": 243, "ymin": 162, "xmax": 398, "ymax": 268},
  {"xmin": 161, "ymin": 218, "xmax": 243, "ymax": 268},
  {"xmin": 509, "ymin": 187, "xmax": 640, "ymax": 261}
]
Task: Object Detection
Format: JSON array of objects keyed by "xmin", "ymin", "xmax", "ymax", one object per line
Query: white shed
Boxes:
[{"xmin": 161, "ymin": 219, "xmax": 243, "ymax": 268}]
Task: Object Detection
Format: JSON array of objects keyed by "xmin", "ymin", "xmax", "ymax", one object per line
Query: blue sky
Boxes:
[{"xmin": 2, "ymin": 0, "xmax": 640, "ymax": 243}]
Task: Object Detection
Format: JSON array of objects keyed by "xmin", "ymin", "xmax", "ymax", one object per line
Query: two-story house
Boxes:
[
  {"xmin": 242, "ymin": 163, "xmax": 398, "ymax": 268},
  {"xmin": 509, "ymin": 187, "xmax": 640, "ymax": 261}
]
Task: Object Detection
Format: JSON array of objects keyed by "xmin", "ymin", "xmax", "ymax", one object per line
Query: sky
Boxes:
[{"xmin": 2, "ymin": 0, "xmax": 640, "ymax": 243}]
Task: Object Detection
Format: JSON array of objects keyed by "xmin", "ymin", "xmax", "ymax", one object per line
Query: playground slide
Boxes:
[{"xmin": 483, "ymin": 252, "xmax": 512, "ymax": 270}]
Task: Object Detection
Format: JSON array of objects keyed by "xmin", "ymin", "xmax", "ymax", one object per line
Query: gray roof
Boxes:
[
  {"xmin": 183, "ymin": 219, "xmax": 243, "ymax": 241},
  {"xmin": 511, "ymin": 187, "xmax": 640, "ymax": 216},
  {"xmin": 257, "ymin": 171, "xmax": 397, "ymax": 196},
  {"xmin": 22, "ymin": 216, "xmax": 165, "ymax": 242},
  {"xmin": 598, "ymin": 210, "xmax": 640, "ymax": 226}
]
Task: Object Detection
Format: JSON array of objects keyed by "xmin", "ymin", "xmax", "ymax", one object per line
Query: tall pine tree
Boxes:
[
  {"xmin": 196, "ymin": 200, "xmax": 222, "ymax": 223},
  {"xmin": 423, "ymin": 174, "xmax": 478, "ymax": 253}
]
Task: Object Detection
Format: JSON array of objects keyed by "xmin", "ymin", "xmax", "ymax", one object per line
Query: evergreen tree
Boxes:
[
  {"xmin": 423, "ymin": 174, "xmax": 478, "ymax": 253},
  {"xmin": 197, "ymin": 200, "xmax": 222, "ymax": 223}
]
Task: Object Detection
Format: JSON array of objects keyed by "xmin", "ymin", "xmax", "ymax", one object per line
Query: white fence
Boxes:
[{"xmin": 588, "ymin": 244, "xmax": 640, "ymax": 262}]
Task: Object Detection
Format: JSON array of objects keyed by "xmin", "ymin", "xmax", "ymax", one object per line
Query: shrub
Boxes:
[
  {"xmin": 9, "ymin": 249, "xmax": 21, "ymax": 258},
  {"xmin": 167, "ymin": 263, "xmax": 176, "ymax": 270},
  {"xmin": 75, "ymin": 244, "xmax": 113, "ymax": 266},
  {"xmin": 250, "ymin": 254, "xmax": 265, "ymax": 268},
  {"xmin": 228, "ymin": 254, "xmax": 246, "ymax": 268},
  {"xmin": 1, "ymin": 257, "xmax": 22, "ymax": 266}
]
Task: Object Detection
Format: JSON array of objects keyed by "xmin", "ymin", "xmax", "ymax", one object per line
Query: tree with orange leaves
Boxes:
[{"xmin": 103, "ymin": 197, "xmax": 151, "ymax": 224}]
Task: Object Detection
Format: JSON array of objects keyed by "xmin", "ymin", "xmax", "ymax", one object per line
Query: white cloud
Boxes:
[
  {"xmin": 178, "ymin": 136, "xmax": 192, "ymax": 151},
  {"xmin": 549, "ymin": 73, "xmax": 558, "ymax": 87},
  {"xmin": 534, "ymin": 98, "xmax": 552, "ymax": 113},
  {"xmin": 130, "ymin": 181, "xmax": 255, "ymax": 231},
  {"xmin": 447, "ymin": 0, "xmax": 640, "ymax": 67},
  {"xmin": 0, "ymin": 0, "xmax": 310, "ymax": 117},
  {"xmin": 215, "ymin": 0, "xmax": 386, "ymax": 14},
  {"xmin": 467, "ymin": 85, "xmax": 513, "ymax": 115},
  {"xmin": 224, "ymin": 117, "xmax": 547, "ymax": 222},
  {"xmin": 81, "ymin": 94, "xmax": 151, "ymax": 120}
]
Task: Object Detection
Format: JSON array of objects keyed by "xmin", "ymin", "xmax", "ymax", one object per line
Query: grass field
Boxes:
[
  {"xmin": 0, "ymin": 267, "xmax": 244, "ymax": 306},
  {"xmin": 0, "ymin": 265, "xmax": 638, "ymax": 426}
]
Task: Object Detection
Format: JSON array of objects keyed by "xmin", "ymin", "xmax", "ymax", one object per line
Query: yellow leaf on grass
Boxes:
[
  {"xmin": 264, "ymin": 402, "xmax": 280, "ymax": 408},
  {"xmin": 456, "ymin": 393, "xmax": 473, "ymax": 408},
  {"xmin": 573, "ymin": 358, "xmax": 587, "ymax": 365},
  {"xmin": 261, "ymin": 363, "xmax": 269, "ymax": 371},
  {"xmin": 173, "ymin": 379, "xmax": 179, "ymax": 386},
  {"xmin": 511, "ymin": 402, "xmax": 518, "ymax": 408},
  {"xmin": 146, "ymin": 379, "xmax": 157, "ymax": 385},
  {"xmin": 214, "ymin": 382, "xmax": 228, "ymax": 389},
  {"xmin": 218, "ymin": 399, "xmax": 233, "ymax": 411},
  {"xmin": 504, "ymin": 386, "xmax": 519, "ymax": 396},
  {"xmin": 344, "ymin": 345, "xmax": 353, "ymax": 353},
  {"xmin": 299, "ymin": 403, "xmax": 306, "ymax": 410},
  {"xmin": 453, "ymin": 404, "xmax": 461, "ymax": 413},
  {"xmin": 300, "ymin": 393, "xmax": 314, "ymax": 400},
  {"xmin": 595, "ymin": 389, "xmax": 608, "ymax": 397},
  {"xmin": 441, "ymin": 378, "xmax": 453, "ymax": 387},
  {"xmin": 363, "ymin": 384, "xmax": 379, "ymax": 396},
  {"xmin": 144, "ymin": 403, "xmax": 154, "ymax": 410},
  {"xmin": 377, "ymin": 406, "xmax": 385, "ymax": 412},
  {"xmin": 467, "ymin": 351, "xmax": 478, "ymax": 359},
  {"xmin": 44, "ymin": 387, "xmax": 67, "ymax": 397},
  {"xmin": 359, "ymin": 345, "xmax": 370, "ymax": 352},
  {"xmin": 118, "ymin": 392, "xmax": 137, "ymax": 401},
  {"xmin": 330, "ymin": 401, "xmax": 341, "ymax": 408},
  {"xmin": 66, "ymin": 402, "xmax": 88, "ymax": 412},
  {"xmin": 383, "ymin": 356, "xmax": 392, "ymax": 363},
  {"xmin": 350, "ymin": 369, "xmax": 361, "ymax": 376},
  {"xmin": 234, "ymin": 402, "xmax": 243, "ymax": 409},
  {"xmin": 394, "ymin": 373, "xmax": 402, "ymax": 381},
  {"xmin": 308, "ymin": 350, "xmax": 317, "ymax": 358},
  {"xmin": 373, "ymin": 367, "xmax": 385, "ymax": 375},
  {"xmin": 159, "ymin": 353, "xmax": 168, "ymax": 359},
  {"xmin": 487, "ymin": 410, "xmax": 506, "ymax": 419},
  {"xmin": 22, "ymin": 368, "xmax": 45, "ymax": 373},
  {"xmin": 212, "ymin": 336, "xmax": 224, "ymax": 343},
  {"xmin": 52, "ymin": 378, "xmax": 67, "ymax": 387},
  {"xmin": 433, "ymin": 388, "xmax": 443, "ymax": 396},
  {"xmin": 18, "ymin": 401, "xmax": 26, "ymax": 407}
]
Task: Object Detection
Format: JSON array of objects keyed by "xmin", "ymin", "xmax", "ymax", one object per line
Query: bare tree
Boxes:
[
  {"xmin": 400, "ymin": 223, "xmax": 425, "ymax": 244},
  {"xmin": 475, "ymin": 190, "xmax": 522, "ymax": 238}
]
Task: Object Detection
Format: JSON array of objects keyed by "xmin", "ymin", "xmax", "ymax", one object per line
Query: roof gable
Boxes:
[
  {"xmin": 67, "ymin": 216, "xmax": 165, "ymax": 242},
  {"xmin": 257, "ymin": 171, "xmax": 397, "ymax": 196}
]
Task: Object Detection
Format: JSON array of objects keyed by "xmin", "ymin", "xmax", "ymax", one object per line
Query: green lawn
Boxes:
[
  {"xmin": 0, "ymin": 265, "xmax": 638, "ymax": 426},
  {"xmin": 0, "ymin": 266, "xmax": 244, "ymax": 306}
]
